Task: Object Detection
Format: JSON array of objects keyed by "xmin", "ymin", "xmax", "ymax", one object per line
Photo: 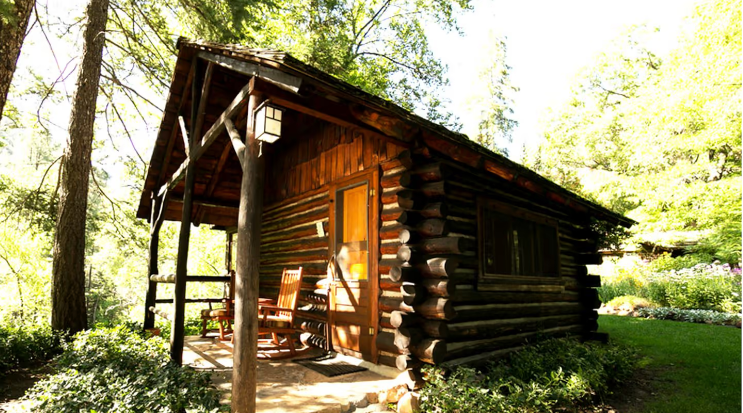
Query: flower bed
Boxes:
[
  {"xmin": 635, "ymin": 307, "xmax": 741, "ymax": 326},
  {"xmin": 599, "ymin": 261, "xmax": 741, "ymax": 313}
]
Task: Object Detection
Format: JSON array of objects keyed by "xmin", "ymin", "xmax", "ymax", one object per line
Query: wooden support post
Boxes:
[
  {"xmin": 169, "ymin": 59, "xmax": 201, "ymax": 364},
  {"xmin": 169, "ymin": 143, "xmax": 195, "ymax": 363},
  {"xmin": 232, "ymin": 87, "xmax": 263, "ymax": 413},
  {"xmin": 143, "ymin": 191, "xmax": 163, "ymax": 330},
  {"xmin": 169, "ymin": 152, "xmax": 196, "ymax": 363}
]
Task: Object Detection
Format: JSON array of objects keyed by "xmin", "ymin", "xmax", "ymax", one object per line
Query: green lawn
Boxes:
[{"xmin": 599, "ymin": 315, "xmax": 741, "ymax": 413}]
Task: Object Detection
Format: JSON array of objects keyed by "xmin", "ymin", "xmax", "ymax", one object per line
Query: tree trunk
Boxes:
[
  {"xmin": 0, "ymin": 0, "xmax": 35, "ymax": 121},
  {"xmin": 51, "ymin": 0, "xmax": 109, "ymax": 335}
]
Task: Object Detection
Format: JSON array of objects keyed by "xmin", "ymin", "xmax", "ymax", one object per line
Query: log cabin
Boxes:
[{"xmin": 137, "ymin": 38, "xmax": 634, "ymax": 408}]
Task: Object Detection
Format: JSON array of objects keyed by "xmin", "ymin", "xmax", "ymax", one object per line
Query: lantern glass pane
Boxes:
[
  {"xmin": 274, "ymin": 108, "xmax": 282, "ymax": 121},
  {"xmin": 255, "ymin": 109, "xmax": 266, "ymax": 136},
  {"xmin": 266, "ymin": 118, "xmax": 281, "ymax": 136}
]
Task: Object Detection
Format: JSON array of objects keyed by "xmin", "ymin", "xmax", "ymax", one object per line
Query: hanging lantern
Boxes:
[{"xmin": 254, "ymin": 101, "xmax": 283, "ymax": 143}]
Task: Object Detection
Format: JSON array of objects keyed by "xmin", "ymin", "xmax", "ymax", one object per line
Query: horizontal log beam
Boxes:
[
  {"xmin": 150, "ymin": 274, "xmax": 232, "ymax": 283},
  {"xmin": 447, "ymin": 314, "xmax": 583, "ymax": 340},
  {"xmin": 381, "ymin": 150, "xmax": 413, "ymax": 171},
  {"xmin": 197, "ymin": 51, "xmax": 302, "ymax": 93},
  {"xmin": 409, "ymin": 338, "xmax": 446, "ymax": 365},
  {"xmin": 445, "ymin": 324, "xmax": 585, "ymax": 363},
  {"xmin": 376, "ymin": 331, "xmax": 407, "ymax": 355},
  {"xmin": 410, "ymin": 162, "xmax": 452, "ymax": 182},
  {"xmin": 154, "ymin": 298, "xmax": 225, "ymax": 304},
  {"xmin": 453, "ymin": 301, "xmax": 584, "ymax": 322},
  {"xmin": 148, "ymin": 306, "xmax": 171, "ymax": 320}
]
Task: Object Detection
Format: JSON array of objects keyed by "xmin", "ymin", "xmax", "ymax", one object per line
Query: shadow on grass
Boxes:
[{"xmin": 599, "ymin": 315, "xmax": 741, "ymax": 413}]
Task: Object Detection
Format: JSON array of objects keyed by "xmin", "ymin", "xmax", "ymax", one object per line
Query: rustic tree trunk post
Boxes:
[
  {"xmin": 143, "ymin": 191, "xmax": 163, "ymax": 330},
  {"xmin": 232, "ymin": 88, "xmax": 264, "ymax": 413},
  {"xmin": 0, "ymin": 0, "xmax": 35, "ymax": 122},
  {"xmin": 51, "ymin": 0, "xmax": 109, "ymax": 335},
  {"xmin": 169, "ymin": 136, "xmax": 196, "ymax": 362},
  {"xmin": 169, "ymin": 58, "xmax": 203, "ymax": 364}
]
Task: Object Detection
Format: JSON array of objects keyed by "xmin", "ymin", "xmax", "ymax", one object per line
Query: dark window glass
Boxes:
[{"xmin": 481, "ymin": 204, "xmax": 560, "ymax": 278}]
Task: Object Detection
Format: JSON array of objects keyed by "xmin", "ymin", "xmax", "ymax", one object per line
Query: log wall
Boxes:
[
  {"xmin": 380, "ymin": 143, "xmax": 605, "ymax": 369},
  {"xmin": 257, "ymin": 117, "xmax": 605, "ymax": 367}
]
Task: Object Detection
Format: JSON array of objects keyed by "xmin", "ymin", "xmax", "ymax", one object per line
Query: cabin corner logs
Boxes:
[
  {"xmin": 256, "ymin": 118, "xmax": 604, "ymax": 371},
  {"xmin": 375, "ymin": 142, "xmax": 603, "ymax": 370}
]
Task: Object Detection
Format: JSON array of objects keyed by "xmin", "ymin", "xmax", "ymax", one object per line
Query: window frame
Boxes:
[
  {"xmin": 477, "ymin": 198, "xmax": 562, "ymax": 284},
  {"xmin": 333, "ymin": 180, "xmax": 370, "ymax": 282}
]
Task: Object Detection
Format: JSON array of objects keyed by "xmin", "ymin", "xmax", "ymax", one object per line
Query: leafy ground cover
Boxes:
[
  {"xmin": 23, "ymin": 326, "xmax": 223, "ymax": 413},
  {"xmin": 635, "ymin": 307, "xmax": 741, "ymax": 326},
  {"xmin": 419, "ymin": 337, "xmax": 636, "ymax": 412},
  {"xmin": 0, "ymin": 324, "xmax": 62, "ymax": 378},
  {"xmin": 599, "ymin": 315, "xmax": 741, "ymax": 413}
]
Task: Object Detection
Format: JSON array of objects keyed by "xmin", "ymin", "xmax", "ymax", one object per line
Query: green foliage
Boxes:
[
  {"xmin": 25, "ymin": 326, "xmax": 222, "ymax": 413},
  {"xmin": 0, "ymin": 0, "xmax": 18, "ymax": 26},
  {"xmin": 0, "ymin": 323, "xmax": 63, "ymax": 377},
  {"xmin": 257, "ymin": 0, "xmax": 472, "ymax": 124},
  {"xmin": 636, "ymin": 307, "xmax": 741, "ymax": 326},
  {"xmin": 527, "ymin": 0, "xmax": 742, "ymax": 262},
  {"xmin": 598, "ymin": 260, "xmax": 741, "ymax": 313},
  {"xmin": 645, "ymin": 263, "xmax": 742, "ymax": 311},
  {"xmin": 644, "ymin": 252, "xmax": 712, "ymax": 272},
  {"xmin": 420, "ymin": 337, "xmax": 637, "ymax": 412},
  {"xmin": 590, "ymin": 217, "xmax": 632, "ymax": 251},
  {"xmin": 605, "ymin": 295, "xmax": 654, "ymax": 310},
  {"xmin": 597, "ymin": 275, "xmax": 643, "ymax": 304}
]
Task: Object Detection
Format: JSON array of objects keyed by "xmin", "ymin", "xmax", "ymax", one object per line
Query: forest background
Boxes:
[{"xmin": 0, "ymin": 0, "xmax": 739, "ymax": 329}]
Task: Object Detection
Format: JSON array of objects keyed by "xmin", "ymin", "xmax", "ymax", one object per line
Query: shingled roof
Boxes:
[{"xmin": 138, "ymin": 38, "xmax": 635, "ymax": 229}]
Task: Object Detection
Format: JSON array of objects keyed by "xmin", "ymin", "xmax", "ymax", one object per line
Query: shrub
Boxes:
[
  {"xmin": 597, "ymin": 274, "xmax": 644, "ymax": 304},
  {"xmin": 636, "ymin": 307, "xmax": 741, "ymax": 326},
  {"xmin": 604, "ymin": 295, "xmax": 655, "ymax": 311},
  {"xmin": 25, "ymin": 326, "xmax": 222, "ymax": 413},
  {"xmin": 644, "ymin": 253, "xmax": 713, "ymax": 273},
  {"xmin": 420, "ymin": 337, "xmax": 637, "ymax": 412},
  {"xmin": 0, "ymin": 324, "xmax": 63, "ymax": 377},
  {"xmin": 646, "ymin": 263, "xmax": 741, "ymax": 311}
]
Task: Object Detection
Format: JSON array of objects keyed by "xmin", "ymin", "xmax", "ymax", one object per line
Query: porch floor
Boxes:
[{"xmin": 183, "ymin": 336, "xmax": 399, "ymax": 412}]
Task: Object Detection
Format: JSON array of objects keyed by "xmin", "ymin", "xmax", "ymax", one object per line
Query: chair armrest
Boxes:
[{"xmin": 258, "ymin": 305, "xmax": 294, "ymax": 313}]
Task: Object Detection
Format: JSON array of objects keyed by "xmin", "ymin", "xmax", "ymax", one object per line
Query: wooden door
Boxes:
[{"xmin": 328, "ymin": 169, "xmax": 378, "ymax": 361}]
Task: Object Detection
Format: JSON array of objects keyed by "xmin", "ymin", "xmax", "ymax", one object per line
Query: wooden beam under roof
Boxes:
[
  {"xmin": 197, "ymin": 50, "xmax": 302, "ymax": 94},
  {"xmin": 189, "ymin": 62, "xmax": 217, "ymax": 225},
  {"xmin": 157, "ymin": 79, "xmax": 254, "ymax": 197},
  {"xmin": 250, "ymin": 79, "xmax": 414, "ymax": 148},
  {"xmin": 153, "ymin": 61, "xmax": 197, "ymax": 196}
]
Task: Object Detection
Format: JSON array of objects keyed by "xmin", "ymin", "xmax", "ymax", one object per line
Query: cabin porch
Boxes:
[{"xmin": 182, "ymin": 336, "xmax": 399, "ymax": 412}]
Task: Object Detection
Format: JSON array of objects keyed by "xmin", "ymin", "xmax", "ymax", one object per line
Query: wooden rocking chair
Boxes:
[
  {"xmin": 256, "ymin": 267, "xmax": 303, "ymax": 358},
  {"xmin": 200, "ymin": 270, "xmax": 235, "ymax": 340}
]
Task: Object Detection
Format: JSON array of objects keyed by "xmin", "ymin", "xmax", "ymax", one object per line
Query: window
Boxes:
[
  {"xmin": 335, "ymin": 182, "xmax": 369, "ymax": 281},
  {"xmin": 479, "ymin": 199, "xmax": 560, "ymax": 281}
]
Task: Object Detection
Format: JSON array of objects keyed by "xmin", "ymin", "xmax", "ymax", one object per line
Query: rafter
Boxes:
[{"xmin": 157, "ymin": 79, "xmax": 254, "ymax": 197}]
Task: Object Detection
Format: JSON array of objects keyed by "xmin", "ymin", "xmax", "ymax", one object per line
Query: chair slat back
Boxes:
[
  {"xmin": 276, "ymin": 267, "xmax": 303, "ymax": 321},
  {"xmin": 226, "ymin": 270, "xmax": 235, "ymax": 313}
]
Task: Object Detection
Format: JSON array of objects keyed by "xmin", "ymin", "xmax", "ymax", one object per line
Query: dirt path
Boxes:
[{"xmin": 0, "ymin": 363, "xmax": 51, "ymax": 412}]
